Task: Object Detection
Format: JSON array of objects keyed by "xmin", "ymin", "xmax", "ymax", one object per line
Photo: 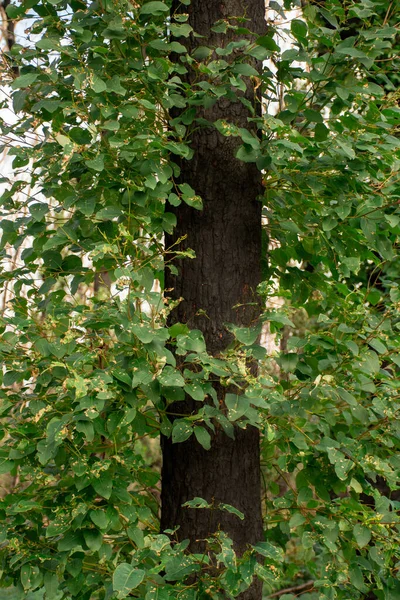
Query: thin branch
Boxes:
[{"xmin": 267, "ymin": 580, "xmax": 314, "ymax": 598}]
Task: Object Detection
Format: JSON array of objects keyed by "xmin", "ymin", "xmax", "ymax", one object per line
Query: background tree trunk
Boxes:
[
  {"xmin": 0, "ymin": 0, "xmax": 16, "ymax": 51},
  {"xmin": 161, "ymin": 1, "xmax": 266, "ymax": 598}
]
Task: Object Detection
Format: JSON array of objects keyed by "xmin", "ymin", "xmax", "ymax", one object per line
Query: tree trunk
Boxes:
[{"xmin": 161, "ymin": 1, "xmax": 266, "ymax": 598}]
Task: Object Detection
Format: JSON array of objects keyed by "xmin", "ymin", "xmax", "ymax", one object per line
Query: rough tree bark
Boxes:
[
  {"xmin": 0, "ymin": 0, "xmax": 15, "ymax": 51},
  {"xmin": 161, "ymin": 1, "xmax": 266, "ymax": 598}
]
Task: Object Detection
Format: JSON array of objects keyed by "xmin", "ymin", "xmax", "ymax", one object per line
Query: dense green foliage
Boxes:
[{"xmin": 0, "ymin": 0, "xmax": 399, "ymax": 598}]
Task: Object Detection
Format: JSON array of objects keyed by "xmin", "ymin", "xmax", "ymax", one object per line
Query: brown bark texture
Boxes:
[
  {"xmin": 161, "ymin": 1, "xmax": 266, "ymax": 598},
  {"xmin": 1, "ymin": 0, "xmax": 16, "ymax": 51}
]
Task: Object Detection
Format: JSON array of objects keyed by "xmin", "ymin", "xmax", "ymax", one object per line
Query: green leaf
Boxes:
[
  {"xmin": 337, "ymin": 140, "xmax": 356, "ymax": 159},
  {"xmin": 315, "ymin": 122, "xmax": 329, "ymax": 141},
  {"xmin": 69, "ymin": 127, "xmax": 91, "ymax": 145},
  {"xmin": 304, "ymin": 108, "xmax": 322, "ymax": 123},
  {"xmin": 192, "ymin": 46, "xmax": 212, "ymax": 60},
  {"xmin": 44, "ymin": 572, "xmax": 60, "ymax": 597},
  {"xmin": 178, "ymin": 184, "xmax": 203, "ymax": 210},
  {"xmin": 264, "ymin": 312, "xmax": 295, "ymax": 328},
  {"xmin": 253, "ymin": 542, "xmax": 283, "ymax": 561},
  {"xmin": 36, "ymin": 37, "xmax": 60, "ymax": 50},
  {"xmin": 322, "ymin": 215, "xmax": 338, "ymax": 231},
  {"xmin": 236, "ymin": 144, "xmax": 258, "ymax": 163},
  {"xmin": 376, "ymin": 236, "xmax": 394, "ymax": 260},
  {"xmin": 57, "ymin": 531, "xmax": 83, "ymax": 552},
  {"xmin": 194, "ymin": 426, "xmax": 211, "ymax": 449},
  {"xmin": 113, "ymin": 564, "xmax": 145, "ymax": 598},
  {"xmin": 55, "ymin": 133, "xmax": 71, "ymax": 148},
  {"xmin": 91, "ymin": 75, "xmax": 107, "ymax": 94},
  {"xmin": 353, "ymin": 524, "xmax": 371, "ymax": 548},
  {"xmin": 225, "ymin": 394, "xmax": 249, "ymax": 421},
  {"xmin": 96, "ymin": 206, "xmax": 122, "ymax": 221},
  {"xmin": 334, "ymin": 454, "xmax": 353, "ymax": 481},
  {"xmin": 172, "ymin": 420, "xmax": 192, "ymax": 443},
  {"xmin": 231, "ymin": 324, "xmax": 261, "ymax": 345},
  {"xmin": 29, "ymin": 203, "xmax": 48, "ymax": 221},
  {"xmin": 76, "ymin": 420, "xmax": 94, "ymax": 442},
  {"xmin": 12, "ymin": 90, "xmax": 27, "ymax": 113},
  {"xmin": 176, "ymin": 330, "xmax": 206, "ymax": 354},
  {"xmin": 369, "ymin": 338, "xmax": 387, "ymax": 354},
  {"xmin": 131, "ymin": 323, "xmax": 155, "ymax": 343},
  {"xmin": 170, "ymin": 23, "xmax": 193, "ymax": 37},
  {"xmin": 291, "ymin": 19, "xmax": 307, "ymax": 40},
  {"xmin": 256, "ymin": 35, "xmax": 280, "ymax": 52},
  {"xmin": 159, "ymin": 366, "xmax": 185, "ymax": 387},
  {"xmin": 92, "ymin": 472, "xmax": 113, "ymax": 499},
  {"xmin": 90, "ymin": 510, "xmax": 109, "ymax": 530},
  {"xmin": 349, "ymin": 566, "xmax": 368, "ymax": 592},
  {"xmin": 384, "ymin": 214, "xmax": 400, "ymax": 228},
  {"xmin": 390, "ymin": 287, "xmax": 400, "ymax": 303},
  {"xmin": 168, "ymin": 192, "xmax": 181, "ymax": 206},
  {"xmin": 11, "ymin": 73, "xmax": 39, "ymax": 89},
  {"xmin": 169, "ymin": 42, "xmax": 187, "ymax": 54},
  {"xmin": 337, "ymin": 387, "xmax": 357, "ymax": 407},
  {"xmin": 361, "ymin": 217, "xmax": 376, "ymax": 240},
  {"xmin": 164, "ymin": 555, "xmax": 199, "ymax": 581},
  {"xmin": 140, "ymin": 1, "xmax": 169, "ymax": 16},
  {"xmin": 289, "ymin": 512, "xmax": 306, "ymax": 528},
  {"xmin": 76, "ymin": 197, "xmax": 96, "ymax": 216},
  {"xmin": 216, "ymin": 535, "xmax": 236, "ymax": 571},
  {"xmin": 145, "ymin": 587, "xmax": 170, "ymax": 599},
  {"xmin": 277, "ymin": 353, "xmax": 298, "ymax": 372},
  {"xmin": 6, "ymin": 3, "xmax": 23, "ymax": 17},
  {"xmin": 345, "ymin": 341, "xmax": 359, "ymax": 357},
  {"xmin": 103, "ymin": 120, "xmax": 120, "ymax": 132},
  {"xmin": 127, "ymin": 526, "xmax": 144, "ymax": 548},
  {"xmin": 219, "ymin": 503, "xmax": 244, "ymax": 520},
  {"xmin": 233, "ymin": 63, "xmax": 259, "ymax": 77},
  {"xmin": 182, "ymin": 497, "xmax": 212, "ymax": 509},
  {"xmin": 185, "ymin": 383, "xmax": 206, "ymax": 402},
  {"xmin": 42, "ymin": 250, "xmax": 62, "ymax": 270},
  {"xmin": 247, "ymin": 45, "xmax": 271, "ymax": 60},
  {"xmin": 84, "ymin": 529, "xmax": 103, "ymax": 551},
  {"xmin": 107, "ymin": 75, "xmax": 127, "ymax": 96},
  {"xmin": 168, "ymin": 323, "xmax": 190, "ymax": 338},
  {"xmin": 112, "ymin": 368, "xmax": 132, "ymax": 387},
  {"xmin": 335, "ymin": 46, "xmax": 367, "ymax": 59},
  {"xmin": 0, "ymin": 458, "xmax": 13, "ymax": 475},
  {"xmin": 85, "ymin": 155, "xmax": 104, "ymax": 171}
]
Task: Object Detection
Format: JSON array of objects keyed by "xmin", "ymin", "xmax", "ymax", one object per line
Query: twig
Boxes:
[{"xmin": 267, "ymin": 580, "xmax": 314, "ymax": 598}]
